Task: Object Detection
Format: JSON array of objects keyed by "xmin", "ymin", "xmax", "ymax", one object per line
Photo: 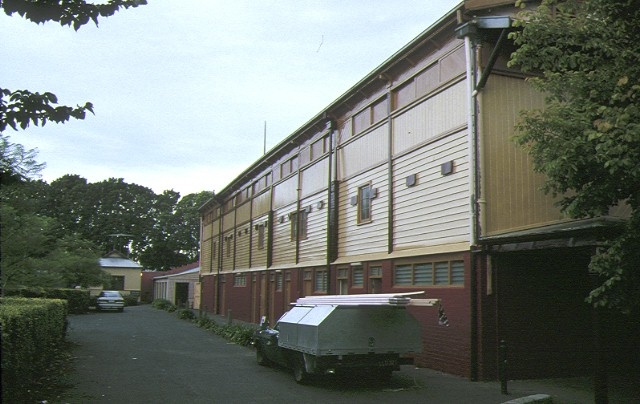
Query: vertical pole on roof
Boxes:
[{"xmin": 263, "ymin": 121, "xmax": 267, "ymax": 155}]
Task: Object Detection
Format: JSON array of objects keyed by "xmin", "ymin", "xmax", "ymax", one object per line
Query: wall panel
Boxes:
[
  {"xmin": 337, "ymin": 164, "xmax": 389, "ymax": 257},
  {"xmin": 271, "ymin": 205, "xmax": 297, "ymax": 266},
  {"xmin": 393, "ymin": 130, "xmax": 470, "ymax": 250},
  {"xmin": 301, "ymin": 157, "xmax": 329, "ymax": 198},
  {"xmin": 298, "ymin": 192, "xmax": 328, "ymax": 264},
  {"xmin": 337, "ymin": 124, "xmax": 388, "ymax": 179},
  {"xmin": 392, "ymin": 80, "xmax": 467, "ymax": 156},
  {"xmin": 481, "ymin": 75, "xmax": 564, "ymax": 235}
]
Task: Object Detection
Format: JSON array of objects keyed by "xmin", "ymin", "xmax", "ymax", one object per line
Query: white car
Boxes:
[{"xmin": 96, "ymin": 290, "xmax": 125, "ymax": 312}]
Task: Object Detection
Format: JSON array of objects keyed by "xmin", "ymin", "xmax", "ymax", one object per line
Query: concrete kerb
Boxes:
[{"xmin": 501, "ymin": 394, "xmax": 552, "ymax": 404}]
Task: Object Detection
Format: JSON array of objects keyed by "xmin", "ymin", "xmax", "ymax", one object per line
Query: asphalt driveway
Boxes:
[{"xmin": 63, "ymin": 305, "xmax": 636, "ymax": 403}]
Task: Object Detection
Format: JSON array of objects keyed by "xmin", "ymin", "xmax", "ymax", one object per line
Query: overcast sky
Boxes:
[{"xmin": 2, "ymin": 1, "xmax": 460, "ymax": 197}]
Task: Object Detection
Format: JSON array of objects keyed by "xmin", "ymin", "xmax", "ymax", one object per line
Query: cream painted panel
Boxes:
[
  {"xmin": 481, "ymin": 75, "xmax": 565, "ymax": 235},
  {"xmin": 298, "ymin": 192, "xmax": 328, "ymax": 264},
  {"xmin": 222, "ymin": 211, "xmax": 235, "ymax": 232},
  {"xmin": 301, "ymin": 157, "xmax": 329, "ymax": 198},
  {"xmin": 221, "ymin": 230, "xmax": 234, "ymax": 272},
  {"xmin": 202, "ymin": 223, "xmax": 213, "ymax": 240},
  {"xmin": 392, "ymin": 80, "xmax": 467, "ymax": 156},
  {"xmin": 250, "ymin": 215, "xmax": 269, "ymax": 268},
  {"xmin": 273, "ymin": 176, "xmax": 298, "ymax": 209},
  {"xmin": 271, "ymin": 205, "xmax": 297, "ymax": 266},
  {"xmin": 337, "ymin": 124, "xmax": 388, "ymax": 179},
  {"xmin": 337, "ymin": 164, "xmax": 389, "ymax": 258},
  {"xmin": 393, "ymin": 130, "xmax": 470, "ymax": 250},
  {"xmin": 252, "ymin": 191, "xmax": 271, "ymax": 218},
  {"xmin": 234, "ymin": 223, "xmax": 251, "ymax": 270},
  {"xmin": 236, "ymin": 202, "xmax": 251, "ymax": 224}
]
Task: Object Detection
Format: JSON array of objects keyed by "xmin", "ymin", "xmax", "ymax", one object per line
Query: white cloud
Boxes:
[{"xmin": 1, "ymin": 0, "xmax": 460, "ymax": 197}]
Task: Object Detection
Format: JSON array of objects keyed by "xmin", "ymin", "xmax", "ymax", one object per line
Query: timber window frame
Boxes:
[
  {"xmin": 357, "ymin": 183, "xmax": 375, "ymax": 224},
  {"xmin": 233, "ymin": 273, "xmax": 246, "ymax": 287},
  {"xmin": 314, "ymin": 269, "xmax": 327, "ymax": 292},
  {"xmin": 393, "ymin": 260, "xmax": 464, "ymax": 287},
  {"xmin": 289, "ymin": 208, "xmax": 309, "ymax": 241},
  {"xmin": 351, "ymin": 265, "xmax": 364, "ymax": 288},
  {"xmin": 256, "ymin": 223, "xmax": 266, "ymax": 250}
]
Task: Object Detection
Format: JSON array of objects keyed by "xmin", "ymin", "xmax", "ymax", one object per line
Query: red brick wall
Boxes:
[
  {"xmin": 410, "ymin": 285, "xmax": 471, "ymax": 377},
  {"xmin": 200, "ymin": 275, "xmax": 216, "ymax": 314}
]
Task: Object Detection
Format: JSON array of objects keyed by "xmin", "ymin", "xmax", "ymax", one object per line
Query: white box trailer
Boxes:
[{"xmin": 252, "ymin": 292, "xmax": 438, "ymax": 383}]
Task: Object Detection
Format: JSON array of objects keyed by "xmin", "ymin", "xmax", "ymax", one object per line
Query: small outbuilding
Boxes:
[{"xmin": 152, "ymin": 263, "xmax": 200, "ymax": 308}]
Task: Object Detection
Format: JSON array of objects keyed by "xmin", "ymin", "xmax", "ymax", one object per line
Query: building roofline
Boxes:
[{"xmin": 212, "ymin": 2, "xmax": 465, "ymax": 199}]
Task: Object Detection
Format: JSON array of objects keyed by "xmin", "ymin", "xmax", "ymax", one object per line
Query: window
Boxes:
[
  {"xmin": 393, "ymin": 260, "xmax": 464, "ymax": 286},
  {"xmin": 314, "ymin": 269, "xmax": 327, "ymax": 292},
  {"xmin": 369, "ymin": 266, "xmax": 382, "ymax": 293},
  {"xmin": 337, "ymin": 268, "xmax": 348, "ymax": 295},
  {"xmin": 434, "ymin": 262, "xmax": 450, "ymax": 285},
  {"xmin": 111, "ymin": 275, "xmax": 125, "ymax": 290},
  {"xmin": 357, "ymin": 184, "xmax": 374, "ymax": 223},
  {"xmin": 352, "ymin": 266, "xmax": 364, "ymax": 287},
  {"xmin": 303, "ymin": 269, "xmax": 313, "ymax": 296},
  {"xmin": 311, "ymin": 137, "xmax": 327, "ymax": 160},
  {"xmin": 290, "ymin": 209, "xmax": 308, "ymax": 241},
  {"xmin": 276, "ymin": 272, "xmax": 283, "ymax": 291},
  {"xmin": 225, "ymin": 235, "xmax": 232, "ymax": 258},
  {"xmin": 257, "ymin": 224, "xmax": 265, "ymax": 250},
  {"xmin": 233, "ymin": 273, "xmax": 246, "ymax": 287},
  {"xmin": 281, "ymin": 156, "xmax": 298, "ymax": 178}
]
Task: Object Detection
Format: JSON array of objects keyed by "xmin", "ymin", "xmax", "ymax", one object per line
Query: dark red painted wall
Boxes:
[
  {"xmin": 495, "ymin": 249, "xmax": 594, "ymax": 379},
  {"xmin": 200, "ymin": 275, "xmax": 216, "ymax": 314}
]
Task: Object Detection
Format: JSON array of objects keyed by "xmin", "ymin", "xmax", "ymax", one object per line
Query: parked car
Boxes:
[{"xmin": 96, "ymin": 290, "xmax": 125, "ymax": 312}]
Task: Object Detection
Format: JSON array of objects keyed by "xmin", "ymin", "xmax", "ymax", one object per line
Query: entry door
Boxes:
[{"xmin": 175, "ymin": 283, "xmax": 189, "ymax": 308}]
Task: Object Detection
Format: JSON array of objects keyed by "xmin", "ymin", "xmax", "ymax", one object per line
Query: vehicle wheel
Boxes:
[
  {"xmin": 118, "ymin": 308, "xmax": 124, "ymax": 312},
  {"xmin": 292, "ymin": 354, "xmax": 309, "ymax": 384},
  {"xmin": 256, "ymin": 347, "xmax": 269, "ymax": 366}
]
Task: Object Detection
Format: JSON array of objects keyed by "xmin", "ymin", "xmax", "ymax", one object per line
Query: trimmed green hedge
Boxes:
[
  {"xmin": 4, "ymin": 287, "xmax": 90, "ymax": 314},
  {"xmin": 0, "ymin": 297, "xmax": 68, "ymax": 403}
]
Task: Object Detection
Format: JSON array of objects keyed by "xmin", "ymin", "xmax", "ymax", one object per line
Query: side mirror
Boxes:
[{"xmin": 259, "ymin": 315, "xmax": 269, "ymax": 329}]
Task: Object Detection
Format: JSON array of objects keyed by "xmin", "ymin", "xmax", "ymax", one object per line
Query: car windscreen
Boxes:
[{"xmin": 100, "ymin": 292, "xmax": 122, "ymax": 298}]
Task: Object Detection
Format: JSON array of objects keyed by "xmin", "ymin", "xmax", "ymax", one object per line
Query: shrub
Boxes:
[
  {"xmin": 151, "ymin": 299, "xmax": 172, "ymax": 310},
  {"xmin": 177, "ymin": 309, "xmax": 196, "ymax": 320},
  {"xmin": 3, "ymin": 287, "xmax": 90, "ymax": 314},
  {"xmin": 0, "ymin": 297, "xmax": 68, "ymax": 403},
  {"xmin": 123, "ymin": 294, "xmax": 139, "ymax": 307},
  {"xmin": 152, "ymin": 299, "xmax": 177, "ymax": 312},
  {"xmin": 194, "ymin": 315, "xmax": 254, "ymax": 346}
]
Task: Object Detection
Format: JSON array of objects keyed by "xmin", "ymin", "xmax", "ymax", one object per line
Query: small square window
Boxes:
[{"xmin": 441, "ymin": 160, "xmax": 454, "ymax": 176}]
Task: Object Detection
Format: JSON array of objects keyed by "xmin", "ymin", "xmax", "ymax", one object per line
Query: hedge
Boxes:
[
  {"xmin": 4, "ymin": 287, "xmax": 90, "ymax": 314},
  {"xmin": 0, "ymin": 297, "xmax": 68, "ymax": 403}
]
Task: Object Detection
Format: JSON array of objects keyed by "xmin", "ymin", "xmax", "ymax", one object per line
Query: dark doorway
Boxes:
[{"xmin": 175, "ymin": 283, "xmax": 189, "ymax": 308}]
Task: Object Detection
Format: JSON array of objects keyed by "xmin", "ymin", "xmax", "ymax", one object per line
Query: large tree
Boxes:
[
  {"xmin": 0, "ymin": 0, "xmax": 146, "ymax": 134},
  {"xmin": 0, "ymin": 134, "xmax": 46, "ymax": 185},
  {"xmin": 136, "ymin": 190, "xmax": 214, "ymax": 270},
  {"xmin": 510, "ymin": 0, "xmax": 640, "ymax": 312}
]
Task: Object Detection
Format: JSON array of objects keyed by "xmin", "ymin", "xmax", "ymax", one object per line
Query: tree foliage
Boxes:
[
  {"xmin": 0, "ymin": 202, "xmax": 108, "ymax": 291},
  {"xmin": 1, "ymin": 0, "xmax": 147, "ymax": 30},
  {"xmin": 0, "ymin": 0, "xmax": 147, "ymax": 134},
  {"xmin": 510, "ymin": 0, "xmax": 640, "ymax": 312},
  {"xmin": 0, "ymin": 134, "xmax": 46, "ymax": 185},
  {"xmin": 0, "ymin": 89, "xmax": 94, "ymax": 133}
]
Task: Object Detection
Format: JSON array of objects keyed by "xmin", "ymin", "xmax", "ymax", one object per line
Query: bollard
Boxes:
[
  {"xmin": 499, "ymin": 339, "xmax": 508, "ymax": 395},
  {"xmin": 227, "ymin": 309, "xmax": 232, "ymax": 325}
]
